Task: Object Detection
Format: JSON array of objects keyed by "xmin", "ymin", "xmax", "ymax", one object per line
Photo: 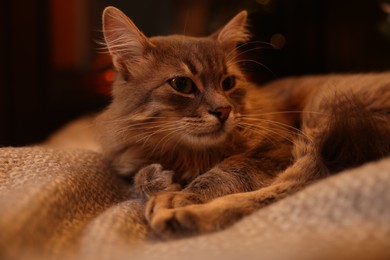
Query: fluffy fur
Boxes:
[{"xmin": 97, "ymin": 7, "xmax": 390, "ymax": 238}]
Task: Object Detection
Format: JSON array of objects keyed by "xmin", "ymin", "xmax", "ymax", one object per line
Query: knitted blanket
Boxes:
[{"xmin": 0, "ymin": 147, "xmax": 389, "ymax": 259}]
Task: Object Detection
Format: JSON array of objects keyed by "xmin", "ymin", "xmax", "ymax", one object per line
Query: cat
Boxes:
[{"xmin": 97, "ymin": 6, "xmax": 390, "ymax": 239}]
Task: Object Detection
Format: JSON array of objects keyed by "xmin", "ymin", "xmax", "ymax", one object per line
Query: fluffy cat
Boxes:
[{"xmin": 97, "ymin": 6, "xmax": 390, "ymax": 238}]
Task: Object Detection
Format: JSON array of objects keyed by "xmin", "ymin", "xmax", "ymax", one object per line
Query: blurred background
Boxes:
[{"xmin": 1, "ymin": 0, "xmax": 390, "ymax": 146}]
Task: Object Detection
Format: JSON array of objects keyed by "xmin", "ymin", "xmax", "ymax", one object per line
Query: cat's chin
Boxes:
[{"xmin": 182, "ymin": 130, "xmax": 229, "ymax": 149}]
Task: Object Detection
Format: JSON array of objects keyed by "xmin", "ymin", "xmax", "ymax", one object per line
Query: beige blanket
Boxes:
[{"xmin": 1, "ymin": 147, "xmax": 389, "ymax": 259}]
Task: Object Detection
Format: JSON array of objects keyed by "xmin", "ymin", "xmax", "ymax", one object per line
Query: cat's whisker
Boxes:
[
  {"xmin": 144, "ymin": 125, "xmax": 187, "ymax": 154},
  {"xmin": 182, "ymin": 8, "xmax": 190, "ymax": 38},
  {"xmin": 237, "ymin": 122, "xmax": 280, "ymax": 147},
  {"xmin": 114, "ymin": 124, "xmax": 161, "ymax": 137},
  {"xmin": 105, "ymin": 116, "xmax": 178, "ymax": 123},
  {"xmin": 112, "ymin": 119, "xmax": 178, "ymax": 131},
  {"xmin": 242, "ymin": 117, "xmax": 300, "ymax": 130},
  {"xmin": 136, "ymin": 124, "xmax": 184, "ymax": 146},
  {"xmin": 264, "ymin": 122, "xmax": 312, "ymax": 144},
  {"xmin": 238, "ymin": 110, "xmax": 329, "ymax": 117},
  {"xmin": 225, "ymin": 40, "xmax": 273, "ymax": 61},
  {"xmin": 114, "ymin": 121, "xmax": 180, "ymax": 140},
  {"xmin": 232, "ymin": 59, "xmax": 276, "ymax": 76},
  {"xmin": 113, "ymin": 122, "xmax": 173, "ymax": 132},
  {"xmin": 237, "ymin": 122, "xmax": 299, "ymax": 146},
  {"xmin": 128, "ymin": 123, "xmax": 179, "ymax": 139},
  {"xmin": 226, "ymin": 46, "xmax": 270, "ymax": 64},
  {"xmin": 152, "ymin": 127, "xmax": 186, "ymax": 155},
  {"xmin": 237, "ymin": 113, "xmax": 319, "ymax": 144},
  {"xmin": 238, "ymin": 125, "xmax": 296, "ymax": 148},
  {"xmin": 115, "ymin": 120, "xmax": 177, "ymax": 130},
  {"xmin": 239, "ymin": 117, "xmax": 312, "ymax": 143}
]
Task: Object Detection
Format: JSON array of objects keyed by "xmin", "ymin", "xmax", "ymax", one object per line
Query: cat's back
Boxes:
[
  {"xmin": 264, "ymin": 72, "xmax": 390, "ymax": 89},
  {"xmin": 259, "ymin": 72, "xmax": 390, "ymax": 110}
]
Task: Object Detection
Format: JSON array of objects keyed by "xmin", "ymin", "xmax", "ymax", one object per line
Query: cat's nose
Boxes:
[{"xmin": 209, "ymin": 106, "xmax": 232, "ymax": 123}]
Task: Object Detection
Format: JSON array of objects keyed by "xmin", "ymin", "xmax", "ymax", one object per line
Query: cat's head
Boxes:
[{"xmin": 102, "ymin": 7, "xmax": 250, "ymax": 149}]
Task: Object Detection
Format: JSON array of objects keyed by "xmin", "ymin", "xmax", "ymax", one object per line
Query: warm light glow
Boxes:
[
  {"xmin": 270, "ymin": 33, "xmax": 286, "ymax": 49},
  {"xmin": 103, "ymin": 70, "xmax": 115, "ymax": 82},
  {"xmin": 256, "ymin": 0, "xmax": 270, "ymax": 5}
]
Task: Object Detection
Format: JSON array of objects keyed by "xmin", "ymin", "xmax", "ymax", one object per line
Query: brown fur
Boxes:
[{"xmin": 98, "ymin": 7, "xmax": 390, "ymax": 239}]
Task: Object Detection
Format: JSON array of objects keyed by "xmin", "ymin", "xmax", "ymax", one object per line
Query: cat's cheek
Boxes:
[{"xmin": 224, "ymin": 116, "xmax": 236, "ymax": 133}]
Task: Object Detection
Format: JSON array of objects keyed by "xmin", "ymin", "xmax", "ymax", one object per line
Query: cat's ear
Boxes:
[
  {"xmin": 102, "ymin": 7, "xmax": 151, "ymax": 70},
  {"xmin": 211, "ymin": 11, "xmax": 250, "ymax": 50}
]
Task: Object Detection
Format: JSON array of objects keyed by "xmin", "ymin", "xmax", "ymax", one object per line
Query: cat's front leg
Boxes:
[
  {"xmin": 144, "ymin": 165, "xmax": 244, "ymax": 223},
  {"xmin": 145, "ymin": 191, "xmax": 205, "ymax": 222},
  {"xmin": 149, "ymin": 155, "xmax": 324, "ymax": 239},
  {"xmin": 145, "ymin": 150, "xmax": 288, "ymax": 223},
  {"xmin": 148, "ymin": 191, "xmax": 259, "ymax": 239}
]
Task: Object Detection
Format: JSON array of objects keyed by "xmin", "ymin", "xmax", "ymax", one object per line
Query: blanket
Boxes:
[{"xmin": 0, "ymin": 146, "xmax": 389, "ymax": 259}]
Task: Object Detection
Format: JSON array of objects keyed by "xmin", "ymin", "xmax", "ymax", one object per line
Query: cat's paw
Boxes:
[
  {"xmin": 145, "ymin": 191, "xmax": 204, "ymax": 222},
  {"xmin": 149, "ymin": 206, "xmax": 202, "ymax": 239},
  {"xmin": 149, "ymin": 203, "xmax": 219, "ymax": 239},
  {"xmin": 134, "ymin": 164, "xmax": 180, "ymax": 199},
  {"xmin": 148, "ymin": 193, "xmax": 256, "ymax": 239}
]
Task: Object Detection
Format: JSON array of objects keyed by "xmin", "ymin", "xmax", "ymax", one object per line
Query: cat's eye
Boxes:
[
  {"xmin": 168, "ymin": 77, "xmax": 195, "ymax": 94},
  {"xmin": 222, "ymin": 76, "xmax": 236, "ymax": 91}
]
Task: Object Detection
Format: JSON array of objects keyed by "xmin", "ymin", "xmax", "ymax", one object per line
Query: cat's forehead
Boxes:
[
  {"xmin": 150, "ymin": 35, "xmax": 220, "ymax": 52},
  {"xmin": 149, "ymin": 35, "xmax": 228, "ymax": 75}
]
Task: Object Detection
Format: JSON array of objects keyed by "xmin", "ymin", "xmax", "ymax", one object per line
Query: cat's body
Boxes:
[
  {"xmin": 98, "ymin": 7, "xmax": 390, "ymax": 238},
  {"xmin": 98, "ymin": 70, "xmax": 293, "ymax": 185}
]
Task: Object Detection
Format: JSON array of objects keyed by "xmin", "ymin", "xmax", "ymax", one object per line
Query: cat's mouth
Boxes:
[
  {"xmin": 184, "ymin": 124, "xmax": 232, "ymax": 147},
  {"xmin": 180, "ymin": 116, "xmax": 235, "ymax": 147}
]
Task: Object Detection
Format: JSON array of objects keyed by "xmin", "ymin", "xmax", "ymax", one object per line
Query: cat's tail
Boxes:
[{"xmin": 318, "ymin": 93, "xmax": 390, "ymax": 173}]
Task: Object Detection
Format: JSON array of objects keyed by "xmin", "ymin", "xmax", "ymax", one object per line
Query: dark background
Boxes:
[{"xmin": 1, "ymin": 0, "xmax": 390, "ymax": 146}]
